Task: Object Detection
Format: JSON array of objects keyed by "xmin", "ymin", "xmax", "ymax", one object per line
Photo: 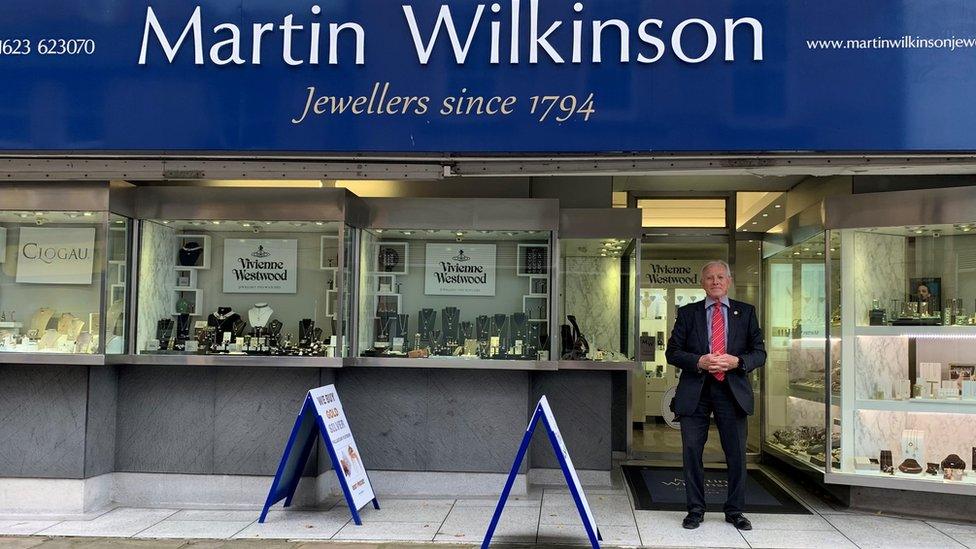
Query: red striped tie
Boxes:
[{"xmin": 711, "ymin": 304, "xmax": 726, "ymax": 381}]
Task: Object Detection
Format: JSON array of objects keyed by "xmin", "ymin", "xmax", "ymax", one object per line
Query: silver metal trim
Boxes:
[
  {"xmin": 559, "ymin": 209, "xmax": 642, "ymax": 239},
  {"xmin": 363, "ymin": 198, "xmax": 559, "ymax": 231},
  {"xmin": 824, "ymin": 469, "xmax": 976, "ymax": 496},
  {"xmin": 557, "ymin": 360, "xmax": 637, "ymax": 372},
  {"xmin": 134, "ymin": 186, "xmax": 352, "ymax": 221},
  {"xmin": 824, "ymin": 185, "xmax": 976, "ymax": 229},
  {"xmin": 0, "ymin": 353, "xmax": 107, "ymax": 365},
  {"xmin": 126, "ymin": 354, "xmax": 343, "ymax": 368},
  {"xmin": 0, "ymin": 181, "xmax": 111, "ymax": 211},
  {"xmin": 346, "ymin": 357, "xmax": 559, "ymax": 371}
]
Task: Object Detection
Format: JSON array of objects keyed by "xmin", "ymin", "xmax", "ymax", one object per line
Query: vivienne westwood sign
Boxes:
[
  {"xmin": 223, "ymin": 238, "xmax": 298, "ymax": 293},
  {"xmin": 16, "ymin": 227, "xmax": 96, "ymax": 285},
  {"xmin": 424, "ymin": 243, "xmax": 496, "ymax": 296}
]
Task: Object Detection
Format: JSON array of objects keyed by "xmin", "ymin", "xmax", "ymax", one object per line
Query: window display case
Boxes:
[
  {"xmin": 132, "ymin": 187, "xmax": 363, "ymax": 366},
  {"xmin": 0, "ymin": 182, "xmax": 133, "ymax": 361},
  {"xmin": 763, "ymin": 231, "xmax": 840, "ymax": 471},
  {"xmin": 557, "ymin": 208, "xmax": 641, "ymax": 366},
  {"xmin": 351, "ymin": 198, "xmax": 559, "ymax": 369},
  {"xmin": 820, "ymin": 187, "xmax": 976, "ymax": 495}
]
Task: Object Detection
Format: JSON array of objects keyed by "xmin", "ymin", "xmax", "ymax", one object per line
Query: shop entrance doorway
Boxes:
[{"xmin": 630, "ymin": 194, "xmax": 764, "ymax": 463}]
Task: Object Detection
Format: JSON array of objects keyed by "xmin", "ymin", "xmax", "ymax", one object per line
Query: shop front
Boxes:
[{"xmin": 2, "ymin": 0, "xmax": 976, "ymax": 521}]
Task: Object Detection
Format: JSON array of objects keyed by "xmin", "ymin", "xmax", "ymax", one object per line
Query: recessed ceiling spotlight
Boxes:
[
  {"xmin": 161, "ymin": 220, "xmax": 171, "ymax": 224},
  {"xmin": 376, "ymin": 229, "xmax": 384, "ymax": 233},
  {"xmin": 114, "ymin": 220, "xmax": 124, "ymax": 224},
  {"xmin": 830, "ymin": 248, "xmax": 836, "ymax": 252},
  {"xmin": 456, "ymin": 231, "xmax": 466, "ymax": 236},
  {"xmin": 83, "ymin": 212, "xmax": 93, "ymax": 217},
  {"xmin": 315, "ymin": 222, "xmax": 324, "ymax": 226},
  {"xmin": 212, "ymin": 221, "xmax": 221, "ymax": 225},
  {"xmin": 264, "ymin": 221, "xmax": 273, "ymax": 225},
  {"xmin": 793, "ymin": 252, "xmax": 801, "ymax": 256},
  {"xmin": 427, "ymin": 229, "xmax": 438, "ymax": 234},
  {"xmin": 291, "ymin": 222, "xmax": 305, "ymax": 227},
  {"xmin": 774, "ymin": 204, "xmax": 782, "ymax": 208},
  {"xmin": 762, "ymin": 213, "xmax": 768, "ymax": 217},
  {"xmin": 401, "ymin": 231, "xmax": 413, "ymax": 235},
  {"xmin": 752, "ymin": 222, "xmax": 758, "ymax": 225},
  {"xmin": 241, "ymin": 223, "xmax": 251, "ymax": 227},
  {"xmin": 478, "ymin": 230, "xmax": 492, "ymax": 234}
]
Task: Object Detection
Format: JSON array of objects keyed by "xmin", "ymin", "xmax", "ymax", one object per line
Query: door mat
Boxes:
[{"xmin": 621, "ymin": 465, "xmax": 811, "ymax": 514}]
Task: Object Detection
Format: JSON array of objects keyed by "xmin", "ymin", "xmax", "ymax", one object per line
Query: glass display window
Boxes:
[
  {"xmin": 831, "ymin": 222, "xmax": 976, "ymax": 491},
  {"xmin": 357, "ymin": 228, "xmax": 553, "ymax": 361},
  {"xmin": 0, "ymin": 209, "xmax": 123, "ymax": 355},
  {"xmin": 763, "ymin": 232, "xmax": 840, "ymax": 472},
  {"xmin": 558, "ymin": 237, "xmax": 636, "ymax": 362},
  {"xmin": 136, "ymin": 219, "xmax": 346, "ymax": 358}
]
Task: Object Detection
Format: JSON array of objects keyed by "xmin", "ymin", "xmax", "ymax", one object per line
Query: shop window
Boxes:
[
  {"xmin": 357, "ymin": 229, "xmax": 552, "ymax": 361},
  {"xmin": 637, "ymin": 198, "xmax": 726, "ymax": 228},
  {"xmin": 136, "ymin": 219, "xmax": 345, "ymax": 357},
  {"xmin": 0, "ymin": 210, "xmax": 116, "ymax": 355}
]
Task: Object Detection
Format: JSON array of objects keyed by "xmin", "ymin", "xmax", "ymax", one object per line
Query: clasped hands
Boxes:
[{"xmin": 697, "ymin": 353, "xmax": 739, "ymax": 374}]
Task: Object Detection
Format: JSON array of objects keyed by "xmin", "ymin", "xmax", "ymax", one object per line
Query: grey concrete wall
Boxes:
[
  {"xmin": 1, "ymin": 364, "xmax": 614, "ymax": 481},
  {"xmin": 529, "ymin": 371, "xmax": 612, "ymax": 471},
  {"xmin": 333, "ymin": 368, "xmax": 531, "ymax": 474},
  {"xmin": 0, "ymin": 364, "xmax": 88, "ymax": 478},
  {"xmin": 115, "ymin": 365, "xmax": 320, "ymax": 477},
  {"xmin": 84, "ymin": 365, "xmax": 118, "ymax": 477}
]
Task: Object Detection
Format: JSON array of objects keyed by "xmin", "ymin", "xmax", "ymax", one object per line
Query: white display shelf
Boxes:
[
  {"xmin": 854, "ymin": 325, "xmax": 976, "ymax": 337},
  {"xmin": 827, "ymin": 469, "xmax": 976, "ymax": 496},
  {"xmin": 855, "ymin": 398, "xmax": 976, "ymax": 414}
]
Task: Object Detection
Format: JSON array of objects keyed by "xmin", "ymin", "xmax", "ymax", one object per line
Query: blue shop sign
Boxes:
[{"xmin": 0, "ymin": 1, "xmax": 975, "ymax": 153}]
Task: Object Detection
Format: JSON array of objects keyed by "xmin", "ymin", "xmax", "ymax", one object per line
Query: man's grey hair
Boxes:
[{"xmin": 701, "ymin": 260, "xmax": 732, "ymax": 279}]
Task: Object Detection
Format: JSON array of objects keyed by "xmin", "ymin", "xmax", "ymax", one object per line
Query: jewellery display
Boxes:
[
  {"xmin": 30, "ymin": 308, "xmax": 55, "ymax": 335},
  {"xmin": 178, "ymin": 241, "xmax": 203, "ymax": 267},
  {"xmin": 771, "ymin": 427, "xmax": 841, "ymax": 468},
  {"xmin": 880, "ymin": 450, "xmax": 894, "ymax": 474},
  {"xmin": 898, "ymin": 458, "xmax": 923, "ymax": 474},
  {"xmin": 298, "ymin": 319, "xmax": 315, "ymax": 346},
  {"xmin": 926, "ymin": 462, "xmax": 940, "ymax": 476},
  {"xmin": 248, "ymin": 303, "xmax": 273, "ymax": 328},
  {"xmin": 441, "ymin": 307, "xmax": 460, "ymax": 350},
  {"xmin": 418, "ymin": 308, "xmax": 437, "ymax": 349},
  {"xmin": 510, "ymin": 312, "xmax": 528, "ymax": 357}
]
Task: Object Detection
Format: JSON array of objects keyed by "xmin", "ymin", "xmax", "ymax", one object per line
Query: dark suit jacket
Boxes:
[{"xmin": 665, "ymin": 298, "xmax": 766, "ymax": 416}]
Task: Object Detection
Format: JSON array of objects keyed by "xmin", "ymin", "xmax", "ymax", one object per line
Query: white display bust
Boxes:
[{"xmin": 248, "ymin": 303, "xmax": 273, "ymax": 328}]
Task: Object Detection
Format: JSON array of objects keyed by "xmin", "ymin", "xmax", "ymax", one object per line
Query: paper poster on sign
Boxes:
[
  {"xmin": 424, "ymin": 243, "xmax": 496, "ymax": 296},
  {"xmin": 16, "ymin": 227, "xmax": 96, "ymax": 284},
  {"xmin": 309, "ymin": 385, "xmax": 375, "ymax": 510},
  {"xmin": 223, "ymin": 239, "xmax": 298, "ymax": 293}
]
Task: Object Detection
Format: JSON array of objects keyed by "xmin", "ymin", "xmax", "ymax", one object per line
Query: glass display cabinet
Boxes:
[
  {"xmin": 825, "ymin": 186, "xmax": 976, "ymax": 495},
  {"xmin": 351, "ymin": 198, "xmax": 559, "ymax": 368},
  {"xmin": 763, "ymin": 229, "xmax": 841, "ymax": 472},
  {"xmin": 132, "ymin": 187, "xmax": 363, "ymax": 366},
  {"xmin": 0, "ymin": 182, "xmax": 133, "ymax": 362},
  {"xmin": 556, "ymin": 208, "xmax": 641, "ymax": 366}
]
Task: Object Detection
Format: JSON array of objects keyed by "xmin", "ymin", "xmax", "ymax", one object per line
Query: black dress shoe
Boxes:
[
  {"xmin": 682, "ymin": 513, "xmax": 704, "ymax": 529},
  {"xmin": 725, "ymin": 514, "xmax": 752, "ymax": 530}
]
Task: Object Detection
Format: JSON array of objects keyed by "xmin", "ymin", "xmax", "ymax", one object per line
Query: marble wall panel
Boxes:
[
  {"xmin": 115, "ymin": 365, "xmax": 215, "ymax": 473},
  {"xmin": 785, "ymin": 396, "xmax": 826, "ymax": 429},
  {"xmin": 855, "ymin": 409, "xmax": 976, "ymax": 468},
  {"xmin": 213, "ymin": 367, "xmax": 320, "ymax": 476},
  {"xmin": 563, "ymin": 257, "xmax": 621, "ymax": 354},
  {"xmin": 84, "ymin": 365, "xmax": 118, "ymax": 477},
  {"xmin": 136, "ymin": 222, "xmax": 177, "ymax": 353},
  {"xmin": 529, "ymin": 371, "xmax": 611, "ymax": 471},
  {"xmin": 853, "ymin": 232, "xmax": 905, "ymax": 325},
  {"xmin": 854, "ymin": 335, "xmax": 908, "ymax": 400},
  {"xmin": 0, "ymin": 365, "xmax": 87, "ymax": 478},
  {"xmin": 426, "ymin": 370, "xmax": 529, "ymax": 472}
]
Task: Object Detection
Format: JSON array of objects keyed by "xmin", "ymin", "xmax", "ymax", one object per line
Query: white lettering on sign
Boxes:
[
  {"xmin": 137, "ymin": 4, "xmax": 763, "ymax": 67},
  {"xmin": 16, "ymin": 227, "xmax": 96, "ymax": 285}
]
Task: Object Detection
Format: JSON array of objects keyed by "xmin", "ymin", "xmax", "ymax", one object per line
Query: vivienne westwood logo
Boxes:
[
  {"xmin": 452, "ymin": 249, "xmax": 470, "ymax": 262},
  {"xmin": 251, "ymin": 245, "xmax": 271, "ymax": 258}
]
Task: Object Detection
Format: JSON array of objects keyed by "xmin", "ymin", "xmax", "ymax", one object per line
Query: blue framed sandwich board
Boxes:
[
  {"xmin": 483, "ymin": 395, "xmax": 601, "ymax": 548},
  {"xmin": 260, "ymin": 384, "xmax": 379, "ymax": 524}
]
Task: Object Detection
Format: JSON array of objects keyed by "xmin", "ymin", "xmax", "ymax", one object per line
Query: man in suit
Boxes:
[{"xmin": 665, "ymin": 260, "xmax": 766, "ymax": 531}]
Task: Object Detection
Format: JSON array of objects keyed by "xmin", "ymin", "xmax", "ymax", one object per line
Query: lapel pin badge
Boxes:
[{"xmin": 733, "ymin": 310, "xmax": 739, "ymax": 316}]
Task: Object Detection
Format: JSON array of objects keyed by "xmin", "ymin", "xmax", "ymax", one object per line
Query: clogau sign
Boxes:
[
  {"xmin": 16, "ymin": 227, "xmax": 96, "ymax": 285},
  {"xmin": 223, "ymin": 239, "xmax": 298, "ymax": 293},
  {"xmin": 425, "ymin": 243, "xmax": 496, "ymax": 296}
]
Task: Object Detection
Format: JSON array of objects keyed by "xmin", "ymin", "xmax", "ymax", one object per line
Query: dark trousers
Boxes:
[{"xmin": 679, "ymin": 376, "xmax": 748, "ymax": 516}]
